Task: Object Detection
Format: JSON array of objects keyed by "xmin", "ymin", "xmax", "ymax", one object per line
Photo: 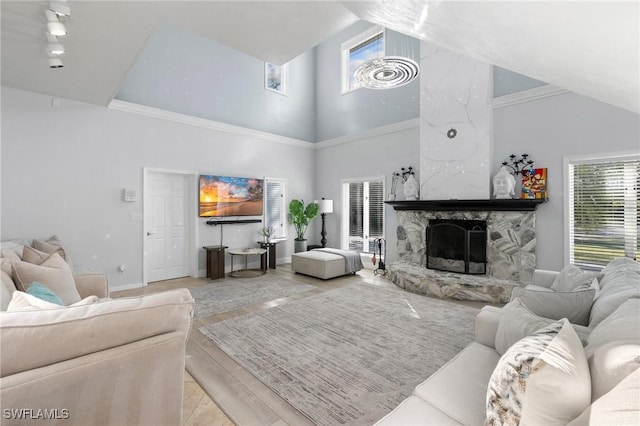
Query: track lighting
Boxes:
[
  {"xmin": 48, "ymin": 2, "xmax": 71, "ymax": 17},
  {"xmin": 44, "ymin": 2, "xmax": 69, "ymax": 69},
  {"xmin": 48, "ymin": 57, "xmax": 63, "ymax": 69},
  {"xmin": 48, "ymin": 43, "xmax": 65, "ymax": 55},
  {"xmin": 45, "ymin": 9, "xmax": 66, "ymax": 36}
]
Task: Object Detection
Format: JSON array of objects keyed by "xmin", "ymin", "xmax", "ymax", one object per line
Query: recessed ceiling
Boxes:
[{"xmin": 2, "ymin": 1, "xmax": 638, "ymax": 113}]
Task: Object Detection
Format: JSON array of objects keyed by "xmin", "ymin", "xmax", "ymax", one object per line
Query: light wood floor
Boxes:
[{"xmin": 112, "ymin": 265, "xmax": 492, "ymax": 426}]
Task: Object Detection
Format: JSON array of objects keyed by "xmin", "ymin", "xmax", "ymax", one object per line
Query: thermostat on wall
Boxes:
[{"xmin": 123, "ymin": 188, "xmax": 136, "ymax": 202}]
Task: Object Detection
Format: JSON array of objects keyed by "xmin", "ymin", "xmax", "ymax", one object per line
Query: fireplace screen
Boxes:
[{"xmin": 426, "ymin": 219, "xmax": 487, "ymax": 275}]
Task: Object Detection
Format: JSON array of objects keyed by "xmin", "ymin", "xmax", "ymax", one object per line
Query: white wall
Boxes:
[
  {"xmin": 1, "ymin": 87, "xmax": 315, "ymax": 290},
  {"xmin": 493, "ymin": 91, "xmax": 640, "ymax": 271},
  {"xmin": 313, "ymin": 122, "xmax": 420, "ymax": 263}
]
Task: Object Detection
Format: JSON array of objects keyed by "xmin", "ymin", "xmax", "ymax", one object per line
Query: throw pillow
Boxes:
[
  {"xmin": 11, "ymin": 253, "xmax": 81, "ymax": 305},
  {"xmin": 26, "ymin": 281, "xmax": 63, "ymax": 305},
  {"xmin": 0, "ymin": 240, "xmax": 28, "ymax": 257},
  {"xmin": 6, "ymin": 291, "xmax": 98, "ymax": 312},
  {"xmin": 495, "ymin": 298, "xmax": 556, "ymax": 355},
  {"xmin": 486, "ymin": 319, "xmax": 591, "ymax": 426},
  {"xmin": 584, "ymin": 298, "xmax": 640, "ymax": 400},
  {"xmin": 551, "ymin": 264, "xmax": 601, "ymax": 292},
  {"xmin": 589, "ymin": 273, "xmax": 640, "ymax": 328},
  {"xmin": 0, "ymin": 248, "xmax": 22, "ymax": 262},
  {"xmin": 1, "ymin": 271, "xmax": 14, "ymax": 311},
  {"xmin": 567, "ymin": 367, "xmax": 640, "ymax": 426},
  {"xmin": 509, "ymin": 286, "xmax": 596, "ymax": 326},
  {"xmin": 7, "ymin": 290, "xmax": 62, "ymax": 311},
  {"xmin": 22, "ymin": 246, "xmax": 63, "ymax": 265},
  {"xmin": 32, "ymin": 239, "xmax": 68, "ymax": 263}
]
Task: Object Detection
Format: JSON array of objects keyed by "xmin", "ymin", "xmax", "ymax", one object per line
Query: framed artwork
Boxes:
[
  {"xmin": 265, "ymin": 62, "xmax": 288, "ymax": 95},
  {"xmin": 521, "ymin": 168, "xmax": 548, "ymax": 200}
]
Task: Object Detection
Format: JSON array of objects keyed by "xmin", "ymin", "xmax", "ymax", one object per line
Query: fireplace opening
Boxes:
[{"xmin": 426, "ymin": 219, "xmax": 487, "ymax": 275}]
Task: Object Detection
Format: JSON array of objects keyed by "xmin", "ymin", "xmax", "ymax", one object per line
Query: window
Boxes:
[
  {"xmin": 342, "ymin": 177, "xmax": 385, "ymax": 253},
  {"xmin": 341, "ymin": 26, "xmax": 384, "ymax": 93},
  {"xmin": 565, "ymin": 152, "xmax": 639, "ymax": 270},
  {"xmin": 264, "ymin": 178, "xmax": 287, "ymax": 239}
]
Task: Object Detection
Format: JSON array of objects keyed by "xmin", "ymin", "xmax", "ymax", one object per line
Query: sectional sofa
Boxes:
[
  {"xmin": 376, "ymin": 257, "xmax": 640, "ymax": 425},
  {"xmin": 0, "ymin": 238, "xmax": 195, "ymax": 425}
]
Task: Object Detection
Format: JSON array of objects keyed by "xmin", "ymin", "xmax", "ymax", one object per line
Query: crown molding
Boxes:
[
  {"xmin": 492, "ymin": 85, "xmax": 568, "ymax": 109},
  {"xmin": 315, "ymin": 118, "xmax": 420, "ymax": 149},
  {"xmin": 108, "ymin": 99, "xmax": 314, "ymax": 149},
  {"xmin": 109, "ymin": 99, "xmax": 420, "ymax": 150}
]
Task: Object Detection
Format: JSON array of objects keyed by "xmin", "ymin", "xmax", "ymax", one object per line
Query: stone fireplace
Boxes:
[{"xmin": 387, "ymin": 200, "xmax": 543, "ymax": 303}]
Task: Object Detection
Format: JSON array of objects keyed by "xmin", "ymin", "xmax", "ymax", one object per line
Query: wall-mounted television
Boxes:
[{"xmin": 199, "ymin": 175, "xmax": 264, "ymax": 217}]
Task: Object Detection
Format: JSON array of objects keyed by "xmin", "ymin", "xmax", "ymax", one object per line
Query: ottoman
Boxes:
[{"xmin": 291, "ymin": 249, "xmax": 359, "ymax": 279}]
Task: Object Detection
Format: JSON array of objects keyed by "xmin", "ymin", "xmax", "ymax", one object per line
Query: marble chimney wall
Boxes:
[{"xmin": 419, "ymin": 43, "xmax": 492, "ymax": 200}]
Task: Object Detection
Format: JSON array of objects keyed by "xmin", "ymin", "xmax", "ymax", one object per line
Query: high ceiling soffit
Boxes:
[
  {"xmin": 1, "ymin": 1, "xmax": 638, "ymax": 114},
  {"xmin": 341, "ymin": 1, "xmax": 640, "ymax": 114}
]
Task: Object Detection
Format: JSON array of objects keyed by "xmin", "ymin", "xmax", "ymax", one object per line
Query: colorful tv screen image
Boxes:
[{"xmin": 199, "ymin": 175, "xmax": 264, "ymax": 217}]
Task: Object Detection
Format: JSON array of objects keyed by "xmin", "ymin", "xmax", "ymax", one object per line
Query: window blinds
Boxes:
[
  {"xmin": 265, "ymin": 179, "xmax": 286, "ymax": 239},
  {"xmin": 344, "ymin": 179, "xmax": 385, "ymax": 253},
  {"xmin": 569, "ymin": 157, "xmax": 639, "ymax": 269}
]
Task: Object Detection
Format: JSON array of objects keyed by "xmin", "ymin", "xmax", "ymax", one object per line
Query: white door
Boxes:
[{"xmin": 147, "ymin": 172, "xmax": 190, "ymax": 282}]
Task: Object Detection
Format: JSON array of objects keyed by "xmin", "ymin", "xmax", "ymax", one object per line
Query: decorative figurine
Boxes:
[{"xmin": 493, "ymin": 166, "xmax": 516, "ymax": 199}]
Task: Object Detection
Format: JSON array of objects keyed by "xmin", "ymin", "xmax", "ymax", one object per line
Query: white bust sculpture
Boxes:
[
  {"xmin": 493, "ymin": 166, "xmax": 516, "ymax": 199},
  {"xmin": 403, "ymin": 174, "xmax": 419, "ymax": 200}
]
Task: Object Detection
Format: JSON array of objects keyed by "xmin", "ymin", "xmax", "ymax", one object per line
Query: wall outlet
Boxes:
[{"xmin": 130, "ymin": 212, "xmax": 142, "ymax": 221}]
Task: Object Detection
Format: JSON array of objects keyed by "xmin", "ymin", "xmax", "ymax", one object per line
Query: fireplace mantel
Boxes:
[{"xmin": 385, "ymin": 199, "xmax": 546, "ymax": 212}]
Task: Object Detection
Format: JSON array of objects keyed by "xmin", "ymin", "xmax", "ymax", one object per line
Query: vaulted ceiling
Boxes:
[{"xmin": 2, "ymin": 1, "xmax": 638, "ymax": 113}]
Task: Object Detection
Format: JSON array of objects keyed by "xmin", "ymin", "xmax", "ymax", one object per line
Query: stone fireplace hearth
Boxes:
[{"xmin": 387, "ymin": 200, "xmax": 544, "ymax": 303}]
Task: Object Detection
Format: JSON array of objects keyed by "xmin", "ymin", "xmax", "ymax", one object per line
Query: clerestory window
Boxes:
[{"xmin": 341, "ymin": 26, "xmax": 384, "ymax": 94}]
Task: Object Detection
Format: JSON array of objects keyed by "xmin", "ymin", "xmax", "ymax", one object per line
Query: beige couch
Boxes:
[
  {"xmin": 0, "ymin": 240, "xmax": 195, "ymax": 425},
  {"xmin": 376, "ymin": 257, "xmax": 640, "ymax": 425}
]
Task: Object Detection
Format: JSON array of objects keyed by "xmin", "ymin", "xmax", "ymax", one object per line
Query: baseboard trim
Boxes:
[{"xmin": 109, "ymin": 282, "xmax": 144, "ymax": 292}]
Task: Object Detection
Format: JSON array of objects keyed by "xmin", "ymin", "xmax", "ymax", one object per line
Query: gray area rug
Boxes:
[
  {"xmin": 188, "ymin": 276, "xmax": 316, "ymax": 319},
  {"xmin": 199, "ymin": 282, "xmax": 479, "ymax": 425}
]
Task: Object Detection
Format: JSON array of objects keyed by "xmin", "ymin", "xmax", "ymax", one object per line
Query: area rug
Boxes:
[
  {"xmin": 199, "ymin": 282, "xmax": 479, "ymax": 425},
  {"xmin": 188, "ymin": 275, "xmax": 317, "ymax": 319}
]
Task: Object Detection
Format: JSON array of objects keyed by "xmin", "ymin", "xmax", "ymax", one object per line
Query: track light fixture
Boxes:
[
  {"xmin": 48, "ymin": 43, "xmax": 65, "ymax": 55},
  {"xmin": 48, "ymin": 57, "xmax": 63, "ymax": 69},
  {"xmin": 45, "ymin": 9, "xmax": 66, "ymax": 36},
  {"xmin": 49, "ymin": 1, "xmax": 71, "ymax": 17},
  {"xmin": 44, "ymin": 2, "xmax": 69, "ymax": 69}
]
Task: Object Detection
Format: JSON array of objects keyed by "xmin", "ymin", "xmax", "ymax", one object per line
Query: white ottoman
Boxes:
[{"xmin": 292, "ymin": 250, "xmax": 355, "ymax": 279}]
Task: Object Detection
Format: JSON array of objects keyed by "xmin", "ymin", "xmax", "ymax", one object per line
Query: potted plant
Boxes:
[{"xmin": 289, "ymin": 199, "xmax": 319, "ymax": 252}]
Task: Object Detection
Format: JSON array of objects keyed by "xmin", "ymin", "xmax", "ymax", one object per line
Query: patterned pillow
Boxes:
[{"xmin": 486, "ymin": 319, "xmax": 591, "ymax": 425}]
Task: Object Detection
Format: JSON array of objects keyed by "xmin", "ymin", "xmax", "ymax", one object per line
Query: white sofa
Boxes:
[
  {"xmin": 1, "ymin": 238, "xmax": 195, "ymax": 425},
  {"xmin": 376, "ymin": 257, "xmax": 640, "ymax": 425}
]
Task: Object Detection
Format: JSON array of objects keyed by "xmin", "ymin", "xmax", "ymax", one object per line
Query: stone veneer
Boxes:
[{"xmin": 391, "ymin": 210, "xmax": 536, "ymax": 303}]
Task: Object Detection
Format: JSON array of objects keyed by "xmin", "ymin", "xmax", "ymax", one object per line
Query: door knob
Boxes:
[{"xmin": 147, "ymin": 231, "xmax": 157, "ymax": 236}]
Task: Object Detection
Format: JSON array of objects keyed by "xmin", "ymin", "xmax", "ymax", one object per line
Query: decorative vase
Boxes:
[
  {"xmin": 403, "ymin": 175, "xmax": 419, "ymax": 200},
  {"xmin": 294, "ymin": 239, "xmax": 307, "ymax": 253}
]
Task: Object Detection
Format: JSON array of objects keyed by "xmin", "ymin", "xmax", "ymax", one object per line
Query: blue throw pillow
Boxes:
[{"xmin": 27, "ymin": 282, "xmax": 64, "ymax": 305}]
